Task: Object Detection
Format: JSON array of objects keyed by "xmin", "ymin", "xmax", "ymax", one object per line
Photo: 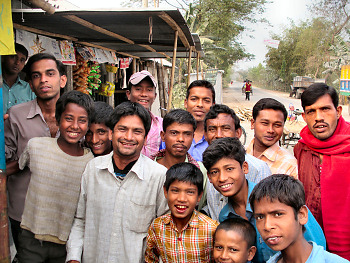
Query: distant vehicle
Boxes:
[{"xmin": 291, "ymin": 76, "xmax": 325, "ymax": 99}]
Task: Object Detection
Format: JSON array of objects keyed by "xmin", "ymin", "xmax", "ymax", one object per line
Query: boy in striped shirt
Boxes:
[{"xmin": 145, "ymin": 162, "xmax": 218, "ymax": 262}]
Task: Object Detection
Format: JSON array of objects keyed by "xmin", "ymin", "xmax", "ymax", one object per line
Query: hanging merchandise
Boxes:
[
  {"xmin": 99, "ymin": 81, "xmax": 115, "ymax": 97},
  {"xmin": 73, "ymin": 53, "xmax": 90, "ymax": 94},
  {"xmin": 87, "ymin": 62, "xmax": 102, "ymax": 93},
  {"xmin": 119, "ymin": 58, "xmax": 130, "ymax": 89}
]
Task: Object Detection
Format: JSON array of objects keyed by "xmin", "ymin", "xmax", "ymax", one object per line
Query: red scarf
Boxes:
[{"xmin": 300, "ymin": 116, "xmax": 350, "ymax": 259}]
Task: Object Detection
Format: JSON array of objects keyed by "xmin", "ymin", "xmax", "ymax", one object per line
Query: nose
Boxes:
[
  {"xmin": 140, "ymin": 88, "xmax": 147, "ymax": 97},
  {"xmin": 267, "ymin": 124, "xmax": 274, "ymax": 133},
  {"xmin": 197, "ymin": 99, "xmax": 203, "ymax": 108},
  {"xmin": 315, "ymin": 109, "xmax": 324, "ymax": 121},
  {"xmin": 219, "ymin": 248, "xmax": 229, "ymax": 260},
  {"xmin": 177, "ymin": 133, "xmax": 184, "ymax": 142},
  {"xmin": 124, "ymin": 129, "xmax": 133, "ymax": 140},
  {"xmin": 215, "ymin": 128, "xmax": 223, "ymax": 139},
  {"xmin": 177, "ymin": 191, "xmax": 187, "ymax": 202},
  {"xmin": 218, "ymin": 171, "xmax": 227, "ymax": 183},
  {"xmin": 71, "ymin": 119, "xmax": 79, "ymax": 130},
  {"xmin": 40, "ymin": 74, "xmax": 48, "ymax": 83},
  {"xmin": 264, "ymin": 216, "xmax": 274, "ymax": 231},
  {"xmin": 92, "ymin": 133, "xmax": 99, "ymax": 143}
]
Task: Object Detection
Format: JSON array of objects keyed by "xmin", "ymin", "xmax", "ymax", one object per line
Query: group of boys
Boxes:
[{"xmin": 3, "ymin": 48, "xmax": 350, "ymax": 263}]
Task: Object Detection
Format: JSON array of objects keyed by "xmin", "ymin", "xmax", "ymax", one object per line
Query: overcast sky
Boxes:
[{"xmin": 67, "ymin": 0, "xmax": 313, "ymax": 70}]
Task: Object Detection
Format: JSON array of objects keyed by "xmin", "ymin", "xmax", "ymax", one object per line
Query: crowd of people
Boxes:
[{"xmin": 3, "ymin": 47, "xmax": 350, "ymax": 263}]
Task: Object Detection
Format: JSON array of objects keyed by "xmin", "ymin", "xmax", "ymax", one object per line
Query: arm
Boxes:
[
  {"xmin": 66, "ymin": 170, "xmax": 88, "ymax": 262},
  {"xmin": 6, "ymin": 160, "xmax": 20, "ymax": 176},
  {"xmin": 144, "ymin": 223, "xmax": 160, "ymax": 263}
]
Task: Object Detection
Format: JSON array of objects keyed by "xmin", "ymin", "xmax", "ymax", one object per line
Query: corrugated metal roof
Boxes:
[{"xmin": 12, "ymin": 8, "xmax": 203, "ymax": 59}]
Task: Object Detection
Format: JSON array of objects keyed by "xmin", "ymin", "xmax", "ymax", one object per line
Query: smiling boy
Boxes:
[
  {"xmin": 145, "ymin": 162, "xmax": 218, "ymax": 262},
  {"xmin": 203, "ymin": 137, "xmax": 326, "ymax": 263},
  {"xmin": 16, "ymin": 91, "xmax": 94, "ymax": 262},
  {"xmin": 249, "ymin": 174, "xmax": 349, "ymax": 263}
]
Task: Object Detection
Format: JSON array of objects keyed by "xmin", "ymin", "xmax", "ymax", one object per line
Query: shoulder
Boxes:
[
  {"xmin": 267, "ymin": 252, "xmax": 281, "ymax": 263},
  {"xmin": 277, "ymin": 146, "xmax": 297, "ymax": 161},
  {"xmin": 245, "ymin": 153, "xmax": 270, "ymax": 169},
  {"xmin": 141, "ymin": 154, "xmax": 168, "ymax": 173},
  {"xmin": 8, "ymin": 100, "xmax": 33, "ymax": 115},
  {"xmin": 309, "ymin": 242, "xmax": 348, "ymax": 262},
  {"xmin": 197, "ymin": 211, "xmax": 219, "ymax": 227}
]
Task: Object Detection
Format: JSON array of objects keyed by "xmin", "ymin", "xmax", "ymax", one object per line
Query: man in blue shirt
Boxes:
[
  {"xmin": 202, "ymin": 138, "xmax": 326, "ymax": 263},
  {"xmin": 2, "ymin": 43, "xmax": 35, "ymax": 113}
]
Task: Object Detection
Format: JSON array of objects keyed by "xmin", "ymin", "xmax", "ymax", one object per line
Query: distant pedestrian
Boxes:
[{"xmin": 245, "ymin": 81, "xmax": 252, "ymax": 101}]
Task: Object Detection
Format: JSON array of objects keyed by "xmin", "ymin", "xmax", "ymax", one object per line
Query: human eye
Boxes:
[
  {"xmin": 214, "ymin": 245, "xmax": 223, "ymax": 250},
  {"xmin": 187, "ymin": 190, "xmax": 196, "ymax": 195},
  {"xmin": 223, "ymin": 126, "xmax": 231, "ymax": 131},
  {"xmin": 208, "ymin": 127, "xmax": 215, "ymax": 132},
  {"xmin": 98, "ymin": 130, "xmax": 107, "ymax": 135},
  {"xmin": 261, "ymin": 121, "xmax": 268, "ymax": 126},
  {"xmin": 306, "ymin": 109, "xmax": 315, "ymax": 115},
  {"xmin": 255, "ymin": 214, "xmax": 264, "ymax": 220},
  {"xmin": 274, "ymin": 123, "xmax": 282, "ymax": 128},
  {"xmin": 229, "ymin": 247, "xmax": 238, "ymax": 252},
  {"xmin": 226, "ymin": 167, "xmax": 234, "ymax": 172},
  {"xmin": 134, "ymin": 129, "xmax": 144, "ymax": 135},
  {"xmin": 32, "ymin": 73, "xmax": 40, "ymax": 79},
  {"xmin": 171, "ymin": 188, "xmax": 179, "ymax": 193},
  {"xmin": 170, "ymin": 131, "xmax": 177, "ymax": 136},
  {"xmin": 274, "ymin": 212, "xmax": 283, "ymax": 217},
  {"xmin": 209, "ymin": 170, "xmax": 218, "ymax": 176},
  {"xmin": 65, "ymin": 116, "xmax": 73, "ymax": 121},
  {"xmin": 204, "ymin": 98, "xmax": 212, "ymax": 104},
  {"xmin": 79, "ymin": 118, "xmax": 87, "ymax": 123}
]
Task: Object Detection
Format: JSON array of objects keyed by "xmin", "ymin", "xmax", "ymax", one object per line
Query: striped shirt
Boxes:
[
  {"xmin": 145, "ymin": 210, "xmax": 218, "ymax": 263},
  {"xmin": 246, "ymin": 139, "xmax": 298, "ymax": 178},
  {"xmin": 142, "ymin": 111, "xmax": 163, "ymax": 158}
]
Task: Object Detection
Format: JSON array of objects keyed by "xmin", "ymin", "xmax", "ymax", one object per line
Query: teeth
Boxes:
[
  {"xmin": 176, "ymin": 205, "xmax": 186, "ymax": 209},
  {"xmin": 220, "ymin": 184, "xmax": 232, "ymax": 189},
  {"xmin": 69, "ymin": 132, "xmax": 78, "ymax": 136},
  {"xmin": 268, "ymin": 237, "xmax": 278, "ymax": 240}
]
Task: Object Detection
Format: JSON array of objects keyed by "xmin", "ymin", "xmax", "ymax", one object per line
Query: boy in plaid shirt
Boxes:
[{"xmin": 145, "ymin": 162, "xmax": 218, "ymax": 262}]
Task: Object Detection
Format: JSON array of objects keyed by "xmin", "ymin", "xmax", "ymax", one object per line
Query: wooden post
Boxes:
[
  {"xmin": 0, "ymin": 58, "xmax": 10, "ymax": 263},
  {"xmin": 157, "ymin": 62, "xmax": 166, "ymax": 117},
  {"xmin": 196, "ymin": 52, "xmax": 200, "ymax": 80},
  {"xmin": 168, "ymin": 30, "xmax": 178, "ymax": 111},
  {"xmin": 65, "ymin": 65, "xmax": 73, "ymax": 92},
  {"xmin": 132, "ymin": 58, "xmax": 136, "ymax": 74},
  {"xmin": 201, "ymin": 60, "xmax": 204, "ymax": 80},
  {"xmin": 187, "ymin": 46, "xmax": 193, "ymax": 87}
]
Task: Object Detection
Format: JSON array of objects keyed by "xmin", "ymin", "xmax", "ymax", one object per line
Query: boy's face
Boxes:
[
  {"xmin": 213, "ymin": 229, "xmax": 256, "ymax": 263},
  {"xmin": 3, "ymin": 52, "xmax": 27, "ymax": 75},
  {"xmin": 126, "ymin": 79, "xmax": 156, "ymax": 110},
  {"xmin": 161, "ymin": 122, "xmax": 194, "ymax": 159},
  {"xmin": 85, "ymin": 123, "xmax": 112, "ymax": 156},
  {"xmin": 251, "ymin": 109, "xmax": 285, "ymax": 149},
  {"xmin": 253, "ymin": 198, "xmax": 308, "ymax": 252},
  {"xmin": 59, "ymin": 103, "xmax": 89, "ymax": 145},
  {"xmin": 29, "ymin": 59, "xmax": 67, "ymax": 101},
  {"xmin": 205, "ymin": 113, "xmax": 242, "ymax": 145},
  {"xmin": 207, "ymin": 157, "xmax": 248, "ymax": 198},
  {"xmin": 111, "ymin": 115, "xmax": 146, "ymax": 160},
  {"xmin": 164, "ymin": 180, "xmax": 202, "ymax": 229},
  {"xmin": 184, "ymin": 86, "xmax": 214, "ymax": 123}
]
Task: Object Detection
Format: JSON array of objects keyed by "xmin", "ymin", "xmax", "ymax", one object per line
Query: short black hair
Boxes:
[
  {"xmin": 25, "ymin": 53, "xmax": 66, "ymax": 77},
  {"xmin": 163, "ymin": 109, "xmax": 197, "ymax": 132},
  {"xmin": 91, "ymin": 101, "xmax": 113, "ymax": 125},
  {"xmin": 15, "ymin": 43, "xmax": 28, "ymax": 59},
  {"xmin": 186, "ymin": 80, "xmax": 216, "ymax": 103},
  {"xmin": 214, "ymin": 218, "xmax": 257, "ymax": 248},
  {"xmin": 106, "ymin": 101, "xmax": 151, "ymax": 137},
  {"xmin": 164, "ymin": 162, "xmax": 204, "ymax": 195},
  {"xmin": 204, "ymin": 104, "xmax": 241, "ymax": 132},
  {"xmin": 249, "ymin": 174, "xmax": 305, "ymax": 220},
  {"xmin": 203, "ymin": 137, "xmax": 245, "ymax": 171},
  {"xmin": 253, "ymin": 98, "xmax": 288, "ymax": 122},
  {"xmin": 55, "ymin": 90, "xmax": 95, "ymax": 124},
  {"xmin": 301, "ymin": 83, "xmax": 339, "ymax": 110}
]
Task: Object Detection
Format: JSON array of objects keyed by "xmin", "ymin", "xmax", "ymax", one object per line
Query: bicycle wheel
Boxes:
[{"xmin": 240, "ymin": 126, "xmax": 247, "ymax": 146}]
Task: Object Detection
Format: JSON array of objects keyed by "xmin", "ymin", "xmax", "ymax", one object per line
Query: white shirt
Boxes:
[{"xmin": 66, "ymin": 152, "xmax": 169, "ymax": 263}]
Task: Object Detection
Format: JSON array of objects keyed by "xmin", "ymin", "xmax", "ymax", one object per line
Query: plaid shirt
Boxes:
[
  {"xmin": 247, "ymin": 139, "xmax": 298, "ymax": 178},
  {"xmin": 145, "ymin": 210, "xmax": 218, "ymax": 263}
]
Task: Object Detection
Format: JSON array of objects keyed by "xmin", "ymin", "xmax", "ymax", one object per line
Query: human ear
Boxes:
[
  {"xmin": 247, "ymin": 246, "xmax": 257, "ymax": 261},
  {"xmin": 160, "ymin": 131, "xmax": 165, "ymax": 142},
  {"xmin": 242, "ymin": 161, "xmax": 249, "ymax": 175},
  {"xmin": 108, "ymin": 129, "xmax": 112, "ymax": 141},
  {"xmin": 163, "ymin": 186, "xmax": 168, "ymax": 199},
  {"xmin": 298, "ymin": 205, "xmax": 308, "ymax": 226},
  {"xmin": 235, "ymin": 127, "xmax": 242, "ymax": 139},
  {"xmin": 251, "ymin": 119, "xmax": 255, "ymax": 130},
  {"xmin": 336, "ymin": 106, "xmax": 342, "ymax": 119},
  {"xmin": 60, "ymin": 75, "xmax": 67, "ymax": 88},
  {"xmin": 126, "ymin": 90, "xmax": 131, "ymax": 100}
]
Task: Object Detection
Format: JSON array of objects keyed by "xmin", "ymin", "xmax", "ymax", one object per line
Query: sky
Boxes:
[{"xmin": 67, "ymin": 0, "xmax": 313, "ymax": 70}]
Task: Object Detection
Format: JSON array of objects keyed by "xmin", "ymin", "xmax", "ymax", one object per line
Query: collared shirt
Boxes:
[
  {"xmin": 204, "ymin": 153, "xmax": 271, "ymax": 221},
  {"xmin": 142, "ymin": 111, "xmax": 163, "ymax": 158},
  {"xmin": 5, "ymin": 99, "xmax": 59, "ymax": 221},
  {"xmin": 267, "ymin": 242, "xmax": 349, "ymax": 263},
  {"xmin": 66, "ymin": 152, "xmax": 169, "ymax": 263},
  {"xmin": 188, "ymin": 136, "xmax": 209, "ymax": 162},
  {"xmin": 145, "ymin": 210, "xmax": 218, "ymax": 263},
  {"xmin": 2, "ymin": 77, "xmax": 36, "ymax": 113},
  {"xmin": 151, "ymin": 149, "xmax": 208, "ymax": 210},
  {"xmin": 219, "ymin": 181, "xmax": 326, "ymax": 263},
  {"xmin": 247, "ymin": 139, "xmax": 298, "ymax": 178}
]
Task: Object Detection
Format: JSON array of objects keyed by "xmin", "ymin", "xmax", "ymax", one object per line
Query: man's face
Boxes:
[
  {"xmin": 85, "ymin": 123, "xmax": 112, "ymax": 156},
  {"xmin": 112, "ymin": 115, "xmax": 146, "ymax": 160},
  {"xmin": 3, "ymin": 52, "xmax": 27, "ymax": 75},
  {"xmin": 253, "ymin": 198, "xmax": 308, "ymax": 252},
  {"xmin": 213, "ymin": 229, "xmax": 256, "ymax": 263},
  {"xmin": 126, "ymin": 79, "xmax": 156, "ymax": 110},
  {"xmin": 207, "ymin": 157, "xmax": 248, "ymax": 198},
  {"xmin": 251, "ymin": 109, "xmax": 285, "ymax": 149},
  {"xmin": 205, "ymin": 113, "xmax": 242, "ymax": 145},
  {"xmin": 29, "ymin": 59, "xmax": 67, "ymax": 101},
  {"xmin": 164, "ymin": 180, "xmax": 202, "ymax": 229},
  {"xmin": 184, "ymin": 86, "xmax": 214, "ymax": 123},
  {"xmin": 302, "ymin": 94, "xmax": 342, "ymax": 140},
  {"xmin": 161, "ymin": 122, "xmax": 194, "ymax": 159}
]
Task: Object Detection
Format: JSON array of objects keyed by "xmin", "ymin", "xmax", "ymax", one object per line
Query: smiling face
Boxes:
[
  {"xmin": 251, "ymin": 109, "xmax": 285, "ymax": 149},
  {"xmin": 3, "ymin": 52, "xmax": 27, "ymax": 76},
  {"xmin": 164, "ymin": 179, "xmax": 202, "ymax": 230},
  {"xmin": 111, "ymin": 115, "xmax": 146, "ymax": 161},
  {"xmin": 253, "ymin": 198, "xmax": 307, "ymax": 252},
  {"xmin": 85, "ymin": 123, "xmax": 112, "ymax": 156},
  {"xmin": 207, "ymin": 157, "xmax": 248, "ymax": 199},
  {"xmin": 161, "ymin": 122, "xmax": 194, "ymax": 159},
  {"xmin": 58, "ymin": 103, "xmax": 89, "ymax": 145},
  {"xmin": 126, "ymin": 79, "xmax": 156, "ymax": 110},
  {"xmin": 184, "ymin": 86, "xmax": 214, "ymax": 123},
  {"xmin": 213, "ymin": 229, "xmax": 256, "ymax": 263},
  {"xmin": 205, "ymin": 113, "xmax": 242, "ymax": 145},
  {"xmin": 29, "ymin": 59, "xmax": 67, "ymax": 101},
  {"xmin": 302, "ymin": 94, "xmax": 342, "ymax": 140}
]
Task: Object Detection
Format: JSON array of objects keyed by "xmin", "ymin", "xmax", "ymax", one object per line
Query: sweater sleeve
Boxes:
[{"xmin": 18, "ymin": 141, "xmax": 30, "ymax": 170}]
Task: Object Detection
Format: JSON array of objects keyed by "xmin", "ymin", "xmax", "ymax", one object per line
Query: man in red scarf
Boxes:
[{"xmin": 294, "ymin": 83, "xmax": 350, "ymax": 260}]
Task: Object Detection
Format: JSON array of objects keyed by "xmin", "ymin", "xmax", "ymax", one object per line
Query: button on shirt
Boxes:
[
  {"xmin": 219, "ymin": 180, "xmax": 326, "ymax": 263},
  {"xmin": 2, "ymin": 77, "xmax": 36, "ymax": 113},
  {"xmin": 66, "ymin": 152, "xmax": 169, "ymax": 263},
  {"xmin": 205, "ymin": 153, "xmax": 271, "ymax": 221}
]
